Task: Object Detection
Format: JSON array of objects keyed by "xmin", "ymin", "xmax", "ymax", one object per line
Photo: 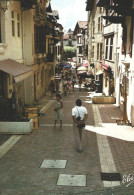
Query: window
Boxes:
[
  {"xmin": 91, "ymin": 46, "xmax": 94, "ymax": 59},
  {"xmin": 109, "ymin": 37, "xmax": 113, "ymax": 60},
  {"xmin": 35, "ymin": 26, "xmax": 46, "ymax": 54},
  {"xmin": 37, "ymin": 72, "xmax": 39, "ymax": 85},
  {"xmin": 79, "ymin": 46, "xmax": 82, "ymax": 54},
  {"xmin": 100, "ymin": 43, "xmax": 103, "ymax": 61},
  {"xmin": 105, "ymin": 36, "xmax": 114, "ymax": 61},
  {"xmin": 78, "ymin": 37, "xmax": 81, "ymax": 44},
  {"xmin": 98, "ymin": 17, "xmax": 100, "ymax": 32},
  {"xmin": 17, "ymin": 13, "xmax": 20, "ymax": 37},
  {"xmin": 92, "ymin": 21, "xmax": 95, "ymax": 36},
  {"xmin": 97, "ymin": 43, "xmax": 99, "ymax": 60},
  {"xmin": 105, "ymin": 38, "xmax": 109, "ymax": 59},
  {"xmin": 11, "ymin": 11, "xmax": 15, "ymax": 36},
  {"xmin": 48, "ymin": 39, "xmax": 54, "ymax": 54},
  {"xmin": 100, "ymin": 17, "xmax": 103, "ymax": 31}
]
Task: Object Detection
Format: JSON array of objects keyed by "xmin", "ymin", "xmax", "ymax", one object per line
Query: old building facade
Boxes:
[
  {"xmin": 86, "ymin": 1, "xmax": 104, "ymax": 92},
  {"xmin": 0, "ymin": 0, "xmax": 62, "ymax": 119},
  {"xmin": 86, "ymin": 0, "xmax": 134, "ymax": 125},
  {"xmin": 73, "ymin": 21, "xmax": 87, "ymax": 65}
]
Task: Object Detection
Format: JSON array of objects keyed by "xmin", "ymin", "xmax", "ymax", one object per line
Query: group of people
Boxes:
[
  {"xmin": 53, "ymin": 94, "xmax": 88, "ymax": 153},
  {"xmin": 49, "ymin": 73, "xmax": 76, "ymax": 97}
]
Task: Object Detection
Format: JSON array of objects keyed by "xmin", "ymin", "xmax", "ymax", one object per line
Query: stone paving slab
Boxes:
[
  {"xmin": 57, "ymin": 174, "xmax": 86, "ymax": 186},
  {"xmin": 40, "ymin": 160, "xmax": 67, "ymax": 168}
]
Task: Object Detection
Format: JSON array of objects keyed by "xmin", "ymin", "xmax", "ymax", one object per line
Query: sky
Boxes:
[{"xmin": 51, "ymin": 0, "xmax": 88, "ymax": 32}]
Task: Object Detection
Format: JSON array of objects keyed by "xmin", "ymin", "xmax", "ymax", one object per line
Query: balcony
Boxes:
[
  {"xmin": 35, "ymin": 5, "xmax": 46, "ymax": 21},
  {"xmin": 102, "ymin": 16, "xmax": 124, "ymax": 24},
  {"xmin": 86, "ymin": 0, "xmax": 94, "ymax": 11},
  {"xmin": 21, "ymin": 0, "xmax": 37, "ymax": 9},
  {"xmin": 97, "ymin": 0, "xmax": 134, "ymax": 16},
  {"xmin": 110, "ymin": 0, "xmax": 134, "ymax": 16},
  {"xmin": 96, "ymin": 0, "xmax": 109, "ymax": 7}
]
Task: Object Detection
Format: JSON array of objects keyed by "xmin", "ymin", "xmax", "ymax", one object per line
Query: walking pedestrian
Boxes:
[
  {"xmin": 72, "ymin": 76, "xmax": 76, "ymax": 92},
  {"xmin": 68, "ymin": 78, "xmax": 72, "ymax": 93},
  {"xmin": 54, "ymin": 94, "xmax": 63, "ymax": 130},
  {"xmin": 72, "ymin": 99, "xmax": 88, "ymax": 152}
]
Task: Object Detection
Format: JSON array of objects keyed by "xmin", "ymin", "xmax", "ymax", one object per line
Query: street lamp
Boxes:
[{"xmin": 0, "ymin": 0, "xmax": 8, "ymax": 12}]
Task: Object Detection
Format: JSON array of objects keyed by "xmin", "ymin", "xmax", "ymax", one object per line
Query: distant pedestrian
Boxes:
[
  {"xmin": 54, "ymin": 94, "xmax": 63, "ymax": 130},
  {"xmin": 72, "ymin": 76, "xmax": 76, "ymax": 92},
  {"xmin": 68, "ymin": 78, "xmax": 72, "ymax": 93},
  {"xmin": 55, "ymin": 80, "xmax": 59, "ymax": 93},
  {"xmin": 49, "ymin": 80, "xmax": 55, "ymax": 97},
  {"xmin": 72, "ymin": 99, "xmax": 88, "ymax": 152}
]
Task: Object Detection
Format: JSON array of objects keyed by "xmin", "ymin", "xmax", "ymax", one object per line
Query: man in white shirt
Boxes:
[{"xmin": 72, "ymin": 99, "xmax": 88, "ymax": 152}]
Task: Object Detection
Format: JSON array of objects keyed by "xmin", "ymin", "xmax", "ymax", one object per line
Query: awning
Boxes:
[
  {"xmin": 96, "ymin": 70, "xmax": 103, "ymax": 75},
  {"xmin": 0, "ymin": 59, "xmax": 32, "ymax": 82},
  {"xmin": 77, "ymin": 66, "xmax": 87, "ymax": 71},
  {"xmin": 61, "ymin": 63, "xmax": 66, "ymax": 66},
  {"xmin": 65, "ymin": 65, "xmax": 71, "ymax": 68},
  {"xmin": 83, "ymin": 62, "xmax": 88, "ymax": 67},
  {"xmin": 101, "ymin": 63, "xmax": 111, "ymax": 71}
]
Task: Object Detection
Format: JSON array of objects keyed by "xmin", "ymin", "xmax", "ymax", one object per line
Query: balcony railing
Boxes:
[
  {"xmin": 36, "ymin": 5, "xmax": 46, "ymax": 20},
  {"xmin": 110, "ymin": 0, "xmax": 133, "ymax": 15}
]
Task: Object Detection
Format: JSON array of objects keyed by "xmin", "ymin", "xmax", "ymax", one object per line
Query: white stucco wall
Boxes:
[{"xmin": 0, "ymin": 1, "xmax": 23, "ymax": 63}]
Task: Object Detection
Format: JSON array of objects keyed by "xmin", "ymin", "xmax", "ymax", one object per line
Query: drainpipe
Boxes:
[
  {"xmin": 115, "ymin": 24, "xmax": 119, "ymax": 105},
  {"xmin": 21, "ymin": 10, "xmax": 24, "ymax": 62}
]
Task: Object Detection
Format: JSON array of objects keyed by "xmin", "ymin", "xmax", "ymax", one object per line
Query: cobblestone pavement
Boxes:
[{"xmin": 0, "ymin": 89, "xmax": 134, "ymax": 195}]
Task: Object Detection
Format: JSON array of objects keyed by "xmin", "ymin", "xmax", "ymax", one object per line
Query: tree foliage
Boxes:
[{"xmin": 62, "ymin": 46, "xmax": 76, "ymax": 60}]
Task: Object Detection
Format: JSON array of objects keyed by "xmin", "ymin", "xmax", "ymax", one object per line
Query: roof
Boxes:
[
  {"xmin": 78, "ymin": 21, "xmax": 88, "ymax": 29},
  {"xmin": 52, "ymin": 10, "xmax": 59, "ymax": 19},
  {"xmin": 46, "ymin": 1, "xmax": 52, "ymax": 13},
  {"xmin": 0, "ymin": 59, "xmax": 32, "ymax": 77},
  {"xmin": 73, "ymin": 21, "xmax": 88, "ymax": 35},
  {"xmin": 63, "ymin": 34, "xmax": 69, "ymax": 40}
]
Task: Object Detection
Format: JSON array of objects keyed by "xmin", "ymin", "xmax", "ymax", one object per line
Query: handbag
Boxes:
[{"xmin": 76, "ymin": 107, "xmax": 85, "ymax": 128}]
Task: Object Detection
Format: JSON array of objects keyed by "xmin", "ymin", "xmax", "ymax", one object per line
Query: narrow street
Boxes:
[{"xmin": 0, "ymin": 89, "xmax": 134, "ymax": 195}]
